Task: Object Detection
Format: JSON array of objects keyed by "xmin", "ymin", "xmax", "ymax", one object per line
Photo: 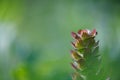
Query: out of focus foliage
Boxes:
[{"xmin": 0, "ymin": 0, "xmax": 120, "ymax": 80}]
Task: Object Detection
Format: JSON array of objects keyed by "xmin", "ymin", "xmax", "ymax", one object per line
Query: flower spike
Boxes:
[{"xmin": 70, "ymin": 29, "xmax": 100, "ymax": 80}]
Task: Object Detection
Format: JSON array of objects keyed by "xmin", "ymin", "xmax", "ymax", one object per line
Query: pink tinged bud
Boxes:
[
  {"xmin": 71, "ymin": 63, "xmax": 78, "ymax": 70},
  {"xmin": 71, "ymin": 62, "xmax": 80, "ymax": 70},
  {"xmin": 77, "ymin": 30, "xmax": 83, "ymax": 39},
  {"xmin": 78, "ymin": 29, "xmax": 93, "ymax": 36},
  {"xmin": 78, "ymin": 29, "xmax": 82, "ymax": 35},
  {"xmin": 82, "ymin": 30, "xmax": 88, "ymax": 34},
  {"xmin": 91, "ymin": 29, "xmax": 97, "ymax": 36},
  {"xmin": 70, "ymin": 50, "xmax": 82, "ymax": 61},
  {"xmin": 71, "ymin": 32, "xmax": 77, "ymax": 39},
  {"xmin": 78, "ymin": 30, "xmax": 85, "ymax": 37},
  {"xmin": 86, "ymin": 29, "xmax": 91, "ymax": 35},
  {"xmin": 71, "ymin": 42, "xmax": 76, "ymax": 48},
  {"xmin": 81, "ymin": 32, "xmax": 90, "ymax": 39},
  {"xmin": 72, "ymin": 40, "xmax": 84, "ymax": 49}
]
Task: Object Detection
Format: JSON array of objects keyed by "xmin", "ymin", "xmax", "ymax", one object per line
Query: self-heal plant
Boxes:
[{"xmin": 70, "ymin": 29, "xmax": 100, "ymax": 80}]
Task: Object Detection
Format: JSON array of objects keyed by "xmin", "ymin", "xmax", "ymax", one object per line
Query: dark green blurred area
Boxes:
[{"xmin": 0, "ymin": 0, "xmax": 120, "ymax": 80}]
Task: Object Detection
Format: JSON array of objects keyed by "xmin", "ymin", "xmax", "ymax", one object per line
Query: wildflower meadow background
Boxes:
[{"xmin": 0, "ymin": 0, "xmax": 120, "ymax": 80}]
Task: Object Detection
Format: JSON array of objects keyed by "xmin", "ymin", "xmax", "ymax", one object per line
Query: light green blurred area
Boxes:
[{"xmin": 0, "ymin": 0, "xmax": 120, "ymax": 80}]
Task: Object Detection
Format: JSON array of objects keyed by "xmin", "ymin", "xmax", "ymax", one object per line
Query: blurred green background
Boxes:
[{"xmin": 0, "ymin": 0, "xmax": 120, "ymax": 80}]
